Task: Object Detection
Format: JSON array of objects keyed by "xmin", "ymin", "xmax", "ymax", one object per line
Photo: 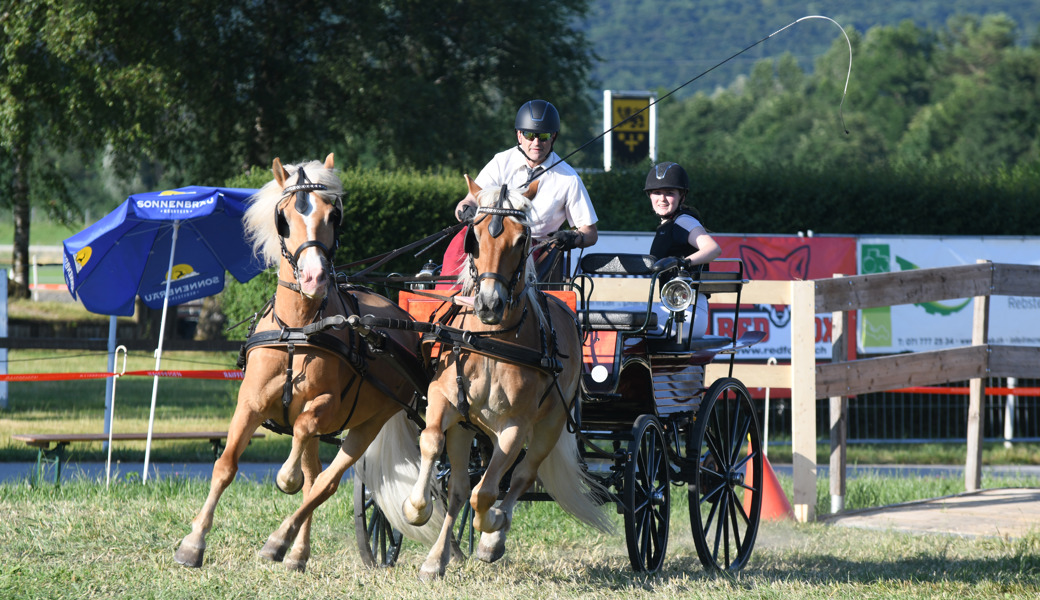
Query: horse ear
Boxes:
[
  {"xmin": 324, "ymin": 153, "xmax": 334, "ymax": 169},
  {"xmin": 273, "ymin": 158, "xmax": 289, "ymax": 187},
  {"xmin": 465, "ymin": 173, "xmax": 481, "ymax": 199},
  {"xmin": 522, "ymin": 179, "xmax": 539, "ymax": 200}
]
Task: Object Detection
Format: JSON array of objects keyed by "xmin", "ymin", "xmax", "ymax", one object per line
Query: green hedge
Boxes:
[{"xmin": 219, "ymin": 160, "xmax": 1040, "ymax": 334}]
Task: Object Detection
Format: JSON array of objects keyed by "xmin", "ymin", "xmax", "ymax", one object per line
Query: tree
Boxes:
[
  {"xmin": 1, "ymin": 2, "xmax": 167, "ymax": 298},
  {"xmin": 2, "ymin": 0, "xmax": 596, "ymax": 299}
]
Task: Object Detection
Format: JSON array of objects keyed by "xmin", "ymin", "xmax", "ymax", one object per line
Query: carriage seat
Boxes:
[
  {"xmin": 585, "ymin": 309, "xmax": 657, "ymax": 331},
  {"xmin": 579, "ymin": 253, "xmax": 656, "ymax": 276},
  {"xmin": 579, "ymin": 254, "xmax": 659, "ymax": 331}
]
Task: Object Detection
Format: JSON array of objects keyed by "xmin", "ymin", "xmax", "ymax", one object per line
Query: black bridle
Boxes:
[
  {"xmin": 466, "ymin": 186, "xmax": 531, "ymax": 306},
  {"xmin": 275, "ymin": 166, "xmax": 342, "ymax": 292}
]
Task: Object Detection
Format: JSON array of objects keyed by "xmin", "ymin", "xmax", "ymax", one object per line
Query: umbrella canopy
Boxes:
[
  {"xmin": 61, "ymin": 185, "xmax": 266, "ymax": 482},
  {"xmin": 63, "ymin": 186, "xmax": 265, "ymax": 316}
]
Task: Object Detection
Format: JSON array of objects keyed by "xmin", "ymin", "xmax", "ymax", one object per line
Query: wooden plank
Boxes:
[
  {"xmin": 813, "ymin": 263, "xmax": 993, "ymax": 313},
  {"xmin": 790, "ymin": 280, "xmax": 816, "ymax": 522},
  {"xmin": 989, "ymin": 345, "xmax": 1040, "ymax": 378},
  {"xmin": 586, "ymin": 277, "xmax": 791, "ymax": 305},
  {"xmin": 706, "ymin": 362, "xmax": 790, "ymax": 389},
  {"xmin": 966, "ymin": 271, "xmax": 990, "ymax": 493},
  {"xmin": 12, "ymin": 431, "xmax": 264, "ymax": 448},
  {"xmin": 815, "ymin": 346, "xmax": 989, "ymax": 399},
  {"xmin": 991, "ymin": 263, "xmax": 1040, "ymax": 297},
  {"xmin": 709, "ymin": 279, "xmax": 790, "ymax": 306}
]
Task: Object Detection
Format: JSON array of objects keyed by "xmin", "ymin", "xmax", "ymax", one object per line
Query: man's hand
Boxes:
[
  {"xmin": 456, "ymin": 203, "xmax": 476, "ymax": 222},
  {"xmin": 549, "ymin": 229, "xmax": 582, "ymax": 250}
]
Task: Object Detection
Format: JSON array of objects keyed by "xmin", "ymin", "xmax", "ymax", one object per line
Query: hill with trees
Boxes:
[{"xmin": 583, "ymin": 0, "xmax": 1040, "ymax": 96}]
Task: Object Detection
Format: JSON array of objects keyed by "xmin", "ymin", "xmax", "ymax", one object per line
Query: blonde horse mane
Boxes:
[
  {"xmin": 457, "ymin": 185, "xmax": 538, "ymax": 294},
  {"xmin": 244, "ymin": 159, "xmax": 343, "ymax": 267}
]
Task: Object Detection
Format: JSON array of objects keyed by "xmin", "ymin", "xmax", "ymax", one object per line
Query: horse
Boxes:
[
  {"xmin": 174, "ymin": 154, "xmax": 443, "ymax": 572},
  {"xmin": 402, "ymin": 176, "xmax": 614, "ymax": 580}
]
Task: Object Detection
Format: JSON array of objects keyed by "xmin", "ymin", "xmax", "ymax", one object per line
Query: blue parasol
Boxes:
[{"xmin": 62, "ymin": 186, "xmax": 265, "ymax": 481}]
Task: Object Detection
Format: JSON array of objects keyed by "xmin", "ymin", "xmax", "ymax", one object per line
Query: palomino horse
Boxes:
[
  {"xmin": 175, "ymin": 154, "xmax": 442, "ymax": 572},
  {"xmin": 403, "ymin": 176, "xmax": 613, "ymax": 580}
]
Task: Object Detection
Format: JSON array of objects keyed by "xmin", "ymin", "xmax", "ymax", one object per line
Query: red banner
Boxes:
[{"xmin": 0, "ymin": 369, "xmax": 243, "ymax": 382}]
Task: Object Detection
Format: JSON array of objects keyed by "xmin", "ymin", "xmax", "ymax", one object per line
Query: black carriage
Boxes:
[{"xmin": 353, "ymin": 252, "xmax": 765, "ymax": 574}]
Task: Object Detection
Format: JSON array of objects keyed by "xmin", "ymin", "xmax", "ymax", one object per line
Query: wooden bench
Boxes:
[{"xmin": 11, "ymin": 431, "xmax": 265, "ymax": 484}]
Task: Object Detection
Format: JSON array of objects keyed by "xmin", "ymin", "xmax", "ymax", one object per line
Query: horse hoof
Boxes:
[
  {"xmin": 283, "ymin": 558, "xmax": 307, "ymax": 573},
  {"xmin": 258, "ymin": 537, "xmax": 288, "ymax": 563},
  {"xmin": 275, "ymin": 477, "xmax": 303, "ymax": 495},
  {"xmin": 418, "ymin": 565, "xmax": 445, "ymax": 582},
  {"xmin": 403, "ymin": 498, "xmax": 433, "ymax": 526},
  {"xmin": 476, "ymin": 542, "xmax": 506, "ymax": 564},
  {"xmin": 174, "ymin": 544, "xmax": 205, "ymax": 568}
]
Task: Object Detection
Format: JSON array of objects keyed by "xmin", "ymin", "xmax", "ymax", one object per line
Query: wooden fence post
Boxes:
[
  {"xmin": 965, "ymin": 259, "xmax": 992, "ymax": 492},
  {"xmin": 829, "ymin": 274, "xmax": 848, "ymax": 513},
  {"xmin": 790, "ymin": 279, "xmax": 817, "ymax": 522}
]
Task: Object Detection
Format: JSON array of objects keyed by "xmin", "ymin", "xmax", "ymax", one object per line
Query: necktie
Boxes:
[{"xmin": 525, "ymin": 166, "xmax": 544, "ymax": 187}]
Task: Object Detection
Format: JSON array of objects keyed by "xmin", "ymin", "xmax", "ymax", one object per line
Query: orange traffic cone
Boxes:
[{"xmin": 744, "ymin": 450, "xmax": 794, "ymax": 521}]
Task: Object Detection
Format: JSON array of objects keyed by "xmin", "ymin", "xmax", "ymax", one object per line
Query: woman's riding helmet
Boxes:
[
  {"xmin": 515, "ymin": 100, "xmax": 560, "ymax": 134},
  {"xmin": 644, "ymin": 161, "xmax": 690, "ymax": 193}
]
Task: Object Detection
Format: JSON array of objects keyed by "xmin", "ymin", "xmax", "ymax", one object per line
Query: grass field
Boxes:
[
  {"xmin": 1, "ymin": 474, "xmax": 1038, "ymax": 600},
  {"xmin": 3, "ymin": 353, "xmax": 1040, "ymax": 598}
]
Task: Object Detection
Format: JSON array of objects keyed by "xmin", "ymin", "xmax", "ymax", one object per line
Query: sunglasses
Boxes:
[{"xmin": 520, "ymin": 131, "xmax": 553, "ymax": 141}]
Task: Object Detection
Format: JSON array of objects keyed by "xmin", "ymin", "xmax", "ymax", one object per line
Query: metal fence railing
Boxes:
[{"xmin": 759, "ymin": 377, "xmax": 1040, "ymax": 445}]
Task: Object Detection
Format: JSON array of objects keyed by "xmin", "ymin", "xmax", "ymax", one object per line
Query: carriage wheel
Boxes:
[
  {"xmin": 688, "ymin": 377, "xmax": 762, "ymax": 573},
  {"xmin": 623, "ymin": 414, "xmax": 670, "ymax": 573},
  {"xmin": 353, "ymin": 468, "xmax": 403, "ymax": 568}
]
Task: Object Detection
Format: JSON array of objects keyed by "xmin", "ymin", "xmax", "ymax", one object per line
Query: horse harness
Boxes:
[
  {"xmin": 274, "ymin": 166, "xmax": 342, "ymax": 293},
  {"xmin": 463, "ymin": 185, "xmax": 531, "ymax": 308}
]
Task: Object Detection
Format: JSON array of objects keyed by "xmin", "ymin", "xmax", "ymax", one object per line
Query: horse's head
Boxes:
[
  {"xmin": 245, "ymin": 153, "xmax": 343, "ymax": 299},
  {"xmin": 461, "ymin": 175, "xmax": 539, "ymax": 325}
]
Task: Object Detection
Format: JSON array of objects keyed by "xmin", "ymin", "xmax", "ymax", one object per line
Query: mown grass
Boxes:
[{"xmin": 0, "ymin": 474, "xmax": 1038, "ymax": 600}]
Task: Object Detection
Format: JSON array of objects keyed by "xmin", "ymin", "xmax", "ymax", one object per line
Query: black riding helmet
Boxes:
[
  {"xmin": 514, "ymin": 100, "xmax": 560, "ymax": 134},
  {"xmin": 644, "ymin": 162, "xmax": 689, "ymax": 194}
]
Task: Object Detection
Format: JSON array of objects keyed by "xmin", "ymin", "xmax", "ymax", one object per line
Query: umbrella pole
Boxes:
[{"xmin": 143, "ymin": 220, "xmax": 180, "ymax": 483}]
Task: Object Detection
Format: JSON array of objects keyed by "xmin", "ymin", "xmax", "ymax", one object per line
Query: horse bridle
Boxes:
[
  {"xmin": 465, "ymin": 185, "xmax": 531, "ymax": 305},
  {"xmin": 275, "ymin": 166, "xmax": 342, "ymax": 292}
]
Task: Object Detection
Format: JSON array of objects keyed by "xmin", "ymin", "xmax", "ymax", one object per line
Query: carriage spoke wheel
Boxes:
[
  {"xmin": 353, "ymin": 468, "xmax": 403, "ymax": 568},
  {"xmin": 623, "ymin": 414, "xmax": 670, "ymax": 573},
  {"xmin": 688, "ymin": 377, "xmax": 762, "ymax": 573}
]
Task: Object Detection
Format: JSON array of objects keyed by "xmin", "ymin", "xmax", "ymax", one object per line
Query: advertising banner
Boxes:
[
  {"xmin": 858, "ymin": 236, "xmax": 1040, "ymax": 354},
  {"xmin": 713, "ymin": 235, "xmax": 858, "ymax": 360}
]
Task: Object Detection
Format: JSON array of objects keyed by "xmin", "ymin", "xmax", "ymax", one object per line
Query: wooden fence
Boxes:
[{"xmin": 589, "ymin": 261, "xmax": 1040, "ymax": 522}]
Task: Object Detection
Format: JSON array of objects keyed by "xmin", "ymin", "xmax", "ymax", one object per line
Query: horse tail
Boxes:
[
  {"xmin": 537, "ymin": 428, "xmax": 616, "ymax": 534},
  {"xmin": 356, "ymin": 411, "xmax": 445, "ymax": 546}
]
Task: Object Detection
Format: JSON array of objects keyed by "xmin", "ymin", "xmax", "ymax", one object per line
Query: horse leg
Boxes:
[
  {"xmin": 476, "ymin": 418, "xmax": 561, "ymax": 564},
  {"xmin": 283, "ymin": 438, "xmax": 322, "ymax": 572},
  {"xmin": 404, "ymin": 396, "xmax": 458, "ymax": 526},
  {"xmin": 470, "ymin": 423, "xmax": 526, "ymax": 535},
  {"xmin": 175, "ymin": 404, "xmax": 263, "ymax": 568},
  {"xmin": 419, "ymin": 425, "xmax": 475, "ymax": 581},
  {"xmin": 259, "ymin": 413, "xmax": 387, "ymax": 564},
  {"xmin": 275, "ymin": 420, "xmax": 309, "ymax": 495}
]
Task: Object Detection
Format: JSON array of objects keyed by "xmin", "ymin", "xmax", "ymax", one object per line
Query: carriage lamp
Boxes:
[
  {"xmin": 410, "ymin": 261, "xmax": 439, "ymax": 290},
  {"xmin": 661, "ymin": 277, "xmax": 695, "ymax": 313}
]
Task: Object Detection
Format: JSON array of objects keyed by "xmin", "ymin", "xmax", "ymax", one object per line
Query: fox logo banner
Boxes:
[{"xmin": 713, "ymin": 235, "xmax": 857, "ymax": 361}]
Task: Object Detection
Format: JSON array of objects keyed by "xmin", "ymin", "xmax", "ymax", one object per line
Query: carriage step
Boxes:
[{"xmin": 583, "ymin": 393, "xmax": 623, "ymax": 403}]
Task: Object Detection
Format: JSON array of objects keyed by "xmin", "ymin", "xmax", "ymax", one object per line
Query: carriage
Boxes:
[
  {"xmin": 175, "ymin": 157, "xmax": 765, "ymax": 577},
  {"xmin": 353, "ymin": 248, "xmax": 766, "ymax": 574}
]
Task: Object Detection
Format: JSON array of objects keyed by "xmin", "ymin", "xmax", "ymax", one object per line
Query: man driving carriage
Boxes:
[{"xmin": 446, "ymin": 99, "xmax": 599, "ymax": 282}]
